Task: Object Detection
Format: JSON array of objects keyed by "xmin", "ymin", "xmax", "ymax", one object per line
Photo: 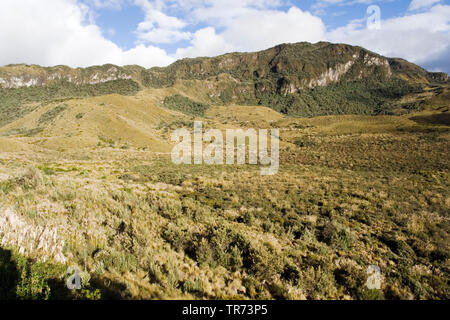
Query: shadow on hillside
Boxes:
[
  {"xmin": 0, "ymin": 247, "xmax": 130, "ymax": 300},
  {"xmin": 410, "ymin": 113, "xmax": 450, "ymax": 126},
  {"xmin": 0, "ymin": 247, "xmax": 20, "ymax": 299}
]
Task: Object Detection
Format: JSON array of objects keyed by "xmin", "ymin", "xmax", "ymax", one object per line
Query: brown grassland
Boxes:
[{"xmin": 0, "ymin": 85, "xmax": 449, "ymax": 300}]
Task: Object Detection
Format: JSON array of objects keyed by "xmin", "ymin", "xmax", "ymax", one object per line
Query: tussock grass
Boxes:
[{"xmin": 0, "ymin": 84, "xmax": 448, "ymax": 300}]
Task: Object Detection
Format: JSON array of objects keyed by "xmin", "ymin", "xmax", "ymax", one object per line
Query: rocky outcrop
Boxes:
[
  {"xmin": 272, "ymin": 51, "xmax": 392, "ymax": 95},
  {"xmin": 427, "ymin": 72, "xmax": 449, "ymax": 83},
  {"xmin": 307, "ymin": 59, "xmax": 357, "ymax": 89},
  {"xmin": 0, "ymin": 65, "xmax": 136, "ymax": 88}
]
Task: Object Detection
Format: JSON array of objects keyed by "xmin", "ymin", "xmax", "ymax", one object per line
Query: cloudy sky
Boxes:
[{"xmin": 0, "ymin": 0, "xmax": 448, "ymax": 72}]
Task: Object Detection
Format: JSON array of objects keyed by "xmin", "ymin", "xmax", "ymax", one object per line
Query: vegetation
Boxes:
[
  {"xmin": 0, "ymin": 41, "xmax": 444, "ymax": 125},
  {"xmin": 0, "ymin": 41, "xmax": 448, "ymax": 300},
  {"xmin": 163, "ymin": 94, "xmax": 210, "ymax": 116},
  {"xmin": 255, "ymin": 79, "xmax": 424, "ymax": 117},
  {"xmin": 0, "ymin": 104, "xmax": 448, "ymax": 299},
  {"xmin": 0, "ymin": 246, "xmax": 114, "ymax": 300},
  {"xmin": 140, "ymin": 41, "xmax": 438, "ymax": 117},
  {"xmin": 39, "ymin": 104, "xmax": 68, "ymax": 124},
  {"xmin": 0, "ymin": 79, "xmax": 140, "ymax": 127}
]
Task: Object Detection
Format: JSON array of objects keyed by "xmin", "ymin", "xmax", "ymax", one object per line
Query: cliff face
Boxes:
[{"xmin": 0, "ymin": 64, "xmax": 143, "ymax": 89}]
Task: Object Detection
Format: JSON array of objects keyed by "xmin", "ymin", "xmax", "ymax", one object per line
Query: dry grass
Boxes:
[{"xmin": 0, "ymin": 90, "xmax": 449, "ymax": 300}]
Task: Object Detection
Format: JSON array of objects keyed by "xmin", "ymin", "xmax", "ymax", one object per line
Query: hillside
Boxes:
[
  {"xmin": 1, "ymin": 42, "xmax": 448, "ymax": 128},
  {"xmin": 0, "ymin": 42, "xmax": 449, "ymax": 301},
  {"xmin": 0, "ymin": 41, "xmax": 448, "ymax": 154}
]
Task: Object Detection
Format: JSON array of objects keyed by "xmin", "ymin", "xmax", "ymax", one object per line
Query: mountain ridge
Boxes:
[
  {"xmin": 0, "ymin": 41, "xmax": 447, "ymax": 89},
  {"xmin": 0, "ymin": 41, "xmax": 448, "ymax": 127}
]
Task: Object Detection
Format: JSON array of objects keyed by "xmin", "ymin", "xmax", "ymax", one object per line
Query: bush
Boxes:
[
  {"xmin": 15, "ymin": 167, "xmax": 43, "ymax": 190},
  {"xmin": 254, "ymin": 78, "xmax": 424, "ymax": 117},
  {"xmin": 0, "ymin": 179, "xmax": 16, "ymax": 194},
  {"xmin": 182, "ymin": 280, "xmax": 203, "ymax": 294},
  {"xmin": 39, "ymin": 104, "xmax": 67, "ymax": 124},
  {"xmin": 163, "ymin": 94, "xmax": 209, "ymax": 116},
  {"xmin": 0, "ymin": 248, "xmax": 67, "ymax": 300}
]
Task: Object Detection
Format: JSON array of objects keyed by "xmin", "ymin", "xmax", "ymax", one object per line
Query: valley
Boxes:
[{"xmin": 0, "ymin": 42, "xmax": 449, "ymax": 300}]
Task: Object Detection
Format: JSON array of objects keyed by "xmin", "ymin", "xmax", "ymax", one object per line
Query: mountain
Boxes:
[
  {"xmin": 0, "ymin": 41, "xmax": 448, "ymax": 128},
  {"xmin": 2, "ymin": 42, "xmax": 446, "ymax": 89}
]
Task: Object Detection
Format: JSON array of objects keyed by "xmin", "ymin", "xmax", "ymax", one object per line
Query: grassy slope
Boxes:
[
  {"xmin": 0, "ymin": 86, "xmax": 449, "ymax": 299},
  {"xmin": 0, "ymin": 44, "xmax": 448, "ymax": 300},
  {"xmin": 0, "ymin": 79, "xmax": 141, "ymax": 128},
  {"xmin": 0, "ymin": 89, "xmax": 189, "ymax": 152},
  {"xmin": 1, "ymin": 41, "xmax": 445, "ymax": 128},
  {"xmin": 140, "ymin": 42, "xmax": 444, "ymax": 117}
]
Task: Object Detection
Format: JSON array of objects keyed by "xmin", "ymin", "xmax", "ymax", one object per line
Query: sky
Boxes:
[{"xmin": 0, "ymin": 0, "xmax": 448, "ymax": 72}]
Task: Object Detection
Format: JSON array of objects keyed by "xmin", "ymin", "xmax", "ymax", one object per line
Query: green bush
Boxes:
[
  {"xmin": 0, "ymin": 179, "xmax": 16, "ymax": 194},
  {"xmin": 163, "ymin": 94, "xmax": 209, "ymax": 116},
  {"xmin": 255, "ymin": 78, "xmax": 424, "ymax": 117},
  {"xmin": 0, "ymin": 247, "xmax": 66, "ymax": 300},
  {"xmin": 39, "ymin": 104, "xmax": 67, "ymax": 124}
]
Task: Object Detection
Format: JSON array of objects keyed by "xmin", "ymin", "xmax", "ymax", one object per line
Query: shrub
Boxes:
[
  {"xmin": 15, "ymin": 167, "xmax": 43, "ymax": 190},
  {"xmin": 182, "ymin": 280, "xmax": 203, "ymax": 294},
  {"xmin": 254, "ymin": 78, "xmax": 424, "ymax": 117},
  {"xmin": 0, "ymin": 248, "xmax": 67, "ymax": 300},
  {"xmin": 163, "ymin": 94, "xmax": 209, "ymax": 116},
  {"xmin": 0, "ymin": 179, "xmax": 16, "ymax": 194},
  {"xmin": 39, "ymin": 104, "xmax": 67, "ymax": 124}
]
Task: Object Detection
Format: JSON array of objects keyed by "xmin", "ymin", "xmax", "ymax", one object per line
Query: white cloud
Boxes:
[
  {"xmin": 120, "ymin": 44, "xmax": 174, "ymax": 66},
  {"xmin": 220, "ymin": 7, "xmax": 326, "ymax": 52},
  {"xmin": 84, "ymin": 0, "xmax": 124, "ymax": 9},
  {"xmin": 134, "ymin": 0, "xmax": 192, "ymax": 44},
  {"xmin": 312, "ymin": 0, "xmax": 378, "ymax": 10},
  {"xmin": 174, "ymin": 4, "xmax": 326, "ymax": 58},
  {"xmin": 175, "ymin": 27, "xmax": 234, "ymax": 58},
  {"xmin": 0, "ymin": 0, "xmax": 448, "ymax": 73},
  {"xmin": 326, "ymin": 4, "xmax": 450, "ymax": 70},
  {"xmin": 190, "ymin": 0, "xmax": 284, "ymax": 26},
  {"xmin": 408, "ymin": 0, "xmax": 441, "ymax": 11},
  {"xmin": 0, "ymin": 0, "xmax": 174, "ymax": 68},
  {"xmin": 135, "ymin": 1, "xmax": 326, "ymax": 64},
  {"xmin": 136, "ymin": 26, "xmax": 191, "ymax": 43}
]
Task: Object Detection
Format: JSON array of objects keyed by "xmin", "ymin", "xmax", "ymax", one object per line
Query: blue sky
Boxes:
[
  {"xmin": 89, "ymin": 0, "xmax": 415, "ymax": 52},
  {"xmin": 0, "ymin": 0, "xmax": 449, "ymax": 72}
]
